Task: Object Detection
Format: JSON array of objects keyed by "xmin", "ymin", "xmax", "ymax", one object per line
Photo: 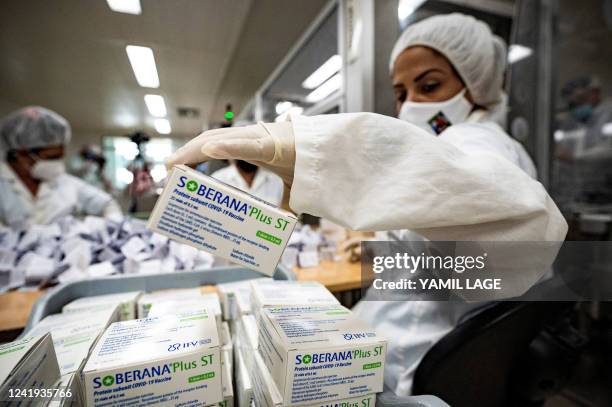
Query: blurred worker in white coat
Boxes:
[
  {"xmin": 167, "ymin": 14, "xmax": 568, "ymax": 395},
  {"xmin": 212, "ymin": 160, "xmax": 284, "ymax": 206},
  {"xmin": 0, "ymin": 106, "xmax": 122, "ymax": 227}
]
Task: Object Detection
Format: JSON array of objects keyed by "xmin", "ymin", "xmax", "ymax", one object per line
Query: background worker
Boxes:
[
  {"xmin": 211, "ymin": 160, "xmax": 284, "ymax": 206},
  {"xmin": 0, "ymin": 106, "xmax": 122, "ymax": 227}
]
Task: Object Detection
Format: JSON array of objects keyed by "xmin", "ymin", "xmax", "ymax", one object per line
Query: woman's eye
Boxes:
[
  {"xmin": 422, "ymin": 82, "xmax": 440, "ymax": 93},
  {"xmin": 395, "ymin": 90, "xmax": 407, "ymax": 103}
]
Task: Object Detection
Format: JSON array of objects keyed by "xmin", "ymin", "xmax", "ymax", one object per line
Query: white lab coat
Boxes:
[
  {"xmin": 211, "ymin": 164, "xmax": 284, "ymax": 206},
  {"xmin": 287, "ymin": 111, "xmax": 568, "ymax": 396},
  {"xmin": 0, "ymin": 162, "xmax": 122, "ymax": 227}
]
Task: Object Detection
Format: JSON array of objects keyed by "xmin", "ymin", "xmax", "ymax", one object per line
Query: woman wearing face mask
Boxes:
[
  {"xmin": 166, "ymin": 14, "xmax": 567, "ymax": 394},
  {"xmin": 0, "ymin": 106, "xmax": 122, "ymax": 227}
]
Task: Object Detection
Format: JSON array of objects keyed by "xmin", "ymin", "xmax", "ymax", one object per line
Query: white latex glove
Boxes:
[{"xmin": 165, "ymin": 121, "xmax": 295, "ymax": 186}]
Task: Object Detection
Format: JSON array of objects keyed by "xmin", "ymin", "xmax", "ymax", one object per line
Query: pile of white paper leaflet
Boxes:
[
  {"xmin": 0, "ymin": 215, "xmax": 214, "ymax": 292},
  {"xmin": 1, "ymin": 279, "xmax": 387, "ymax": 406}
]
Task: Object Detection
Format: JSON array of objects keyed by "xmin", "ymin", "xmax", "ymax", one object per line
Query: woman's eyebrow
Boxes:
[{"xmin": 413, "ymin": 68, "xmax": 443, "ymax": 82}]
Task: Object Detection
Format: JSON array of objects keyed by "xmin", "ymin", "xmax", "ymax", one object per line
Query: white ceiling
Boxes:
[{"xmin": 0, "ymin": 0, "xmax": 327, "ymax": 140}]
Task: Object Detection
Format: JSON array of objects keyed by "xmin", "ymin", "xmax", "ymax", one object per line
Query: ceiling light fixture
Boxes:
[
  {"xmin": 305, "ymin": 73, "xmax": 342, "ymax": 103},
  {"xmin": 302, "ymin": 55, "xmax": 342, "ymax": 90},
  {"xmin": 144, "ymin": 94, "xmax": 167, "ymax": 117},
  {"xmin": 154, "ymin": 118, "xmax": 171, "ymax": 134},
  {"xmin": 107, "ymin": 0, "xmax": 141, "ymax": 15},
  {"xmin": 126, "ymin": 45, "xmax": 160, "ymax": 88}
]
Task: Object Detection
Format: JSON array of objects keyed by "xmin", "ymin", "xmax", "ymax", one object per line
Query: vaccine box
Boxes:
[
  {"xmin": 219, "ymin": 350, "xmax": 234, "ymax": 407},
  {"xmin": 235, "ymin": 315, "xmax": 259, "ymax": 373},
  {"xmin": 257, "ymin": 305, "xmax": 386, "ymax": 406},
  {"xmin": 217, "ymin": 278, "xmax": 271, "ymax": 320},
  {"xmin": 0, "ymin": 334, "xmax": 61, "ymax": 402},
  {"xmin": 220, "ymin": 322, "xmax": 233, "ymax": 370},
  {"xmin": 147, "ymin": 165, "xmax": 298, "ymax": 276},
  {"xmin": 250, "ymin": 280, "xmax": 339, "ymax": 312},
  {"xmin": 252, "ymin": 348, "xmax": 377, "ymax": 407},
  {"xmin": 234, "ymin": 344, "xmax": 253, "ymax": 407},
  {"xmin": 137, "ymin": 287, "xmax": 205, "ymax": 318},
  {"xmin": 149, "ymin": 293, "xmax": 223, "ymax": 328},
  {"xmin": 27, "ymin": 307, "xmax": 121, "ymax": 376},
  {"xmin": 62, "ymin": 291, "xmax": 142, "ymax": 321},
  {"xmin": 82, "ymin": 311, "xmax": 223, "ymax": 406}
]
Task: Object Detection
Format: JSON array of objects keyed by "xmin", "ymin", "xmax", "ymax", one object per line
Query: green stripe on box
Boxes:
[
  {"xmin": 0, "ymin": 345, "xmax": 25, "ymax": 356},
  {"xmin": 256, "ymin": 230, "xmax": 282, "ymax": 245},
  {"xmin": 188, "ymin": 371, "xmax": 215, "ymax": 383},
  {"xmin": 180, "ymin": 315, "xmax": 208, "ymax": 322},
  {"xmin": 363, "ymin": 362, "xmax": 382, "ymax": 370}
]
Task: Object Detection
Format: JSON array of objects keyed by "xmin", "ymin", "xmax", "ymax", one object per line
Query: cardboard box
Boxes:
[
  {"xmin": 250, "ymin": 280, "xmax": 339, "ymax": 313},
  {"xmin": 147, "ymin": 165, "xmax": 298, "ymax": 275},
  {"xmin": 0, "ymin": 334, "xmax": 61, "ymax": 404},
  {"xmin": 62, "ymin": 291, "xmax": 142, "ymax": 321},
  {"xmin": 82, "ymin": 311, "xmax": 223, "ymax": 406},
  {"xmin": 257, "ymin": 305, "xmax": 386, "ymax": 406}
]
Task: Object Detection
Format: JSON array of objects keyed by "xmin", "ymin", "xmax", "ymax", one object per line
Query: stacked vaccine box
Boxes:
[
  {"xmin": 137, "ymin": 287, "xmax": 207, "ymax": 318},
  {"xmin": 26, "ymin": 306, "xmax": 121, "ymax": 378},
  {"xmin": 242, "ymin": 280, "xmax": 386, "ymax": 406},
  {"xmin": 0, "ymin": 334, "xmax": 61, "ymax": 404},
  {"xmin": 81, "ymin": 309, "xmax": 224, "ymax": 406},
  {"xmin": 62, "ymin": 291, "xmax": 142, "ymax": 321},
  {"xmin": 137, "ymin": 288, "xmax": 233, "ymax": 407},
  {"xmin": 217, "ymin": 277, "xmax": 271, "ymax": 321}
]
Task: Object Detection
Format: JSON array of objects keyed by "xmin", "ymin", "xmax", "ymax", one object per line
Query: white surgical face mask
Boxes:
[
  {"xmin": 30, "ymin": 159, "xmax": 66, "ymax": 181},
  {"xmin": 398, "ymin": 88, "xmax": 473, "ymax": 135}
]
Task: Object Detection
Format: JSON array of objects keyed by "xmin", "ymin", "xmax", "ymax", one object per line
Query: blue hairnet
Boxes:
[
  {"xmin": 0, "ymin": 106, "xmax": 71, "ymax": 150},
  {"xmin": 389, "ymin": 13, "xmax": 507, "ymax": 108}
]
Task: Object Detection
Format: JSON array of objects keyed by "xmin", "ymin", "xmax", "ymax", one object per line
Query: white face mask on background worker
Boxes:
[{"xmin": 29, "ymin": 155, "xmax": 66, "ymax": 181}]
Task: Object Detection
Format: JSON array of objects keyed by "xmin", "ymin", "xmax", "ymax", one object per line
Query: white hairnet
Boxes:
[
  {"xmin": 0, "ymin": 106, "xmax": 71, "ymax": 151},
  {"xmin": 389, "ymin": 13, "xmax": 507, "ymax": 108}
]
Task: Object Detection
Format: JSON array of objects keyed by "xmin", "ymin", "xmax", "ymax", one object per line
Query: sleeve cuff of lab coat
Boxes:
[{"xmin": 287, "ymin": 115, "xmax": 323, "ymax": 215}]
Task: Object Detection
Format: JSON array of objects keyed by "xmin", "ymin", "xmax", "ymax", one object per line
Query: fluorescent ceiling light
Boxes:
[
  {"xmin": 126, "ymin": 45, "xmax": 159, "ymax": 88},
  {"xmin": 508, "ymin": 44, "xmax": 533, "ymax": 64},
  {"xmin": 144, "ymin": 94, "xmax": 167, "ymax": 117},
  {"xmin": 275, "ymin": 106, "xmax": 304, "ymax": 122},
  {"xmin": 107, "ymin": 0, "xmax": 141, "ymax": 15},
  {"xmin": 275, "ymin": 101, "xmax": 294, "ymax": 115},
  {"xmin": 302, "ymin": 55, "xmax": 342, "ymax": 90},
  {"xmin": 398, "ymin": 0, "xmax": 427, "ymax": 21},
  {"xmin": 154, "ymin": 118, "xmax": 171, "ymax": 134},
  {"xmin": 306, "ymin": 73, "xmax": 342, "ymax": 104}
]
